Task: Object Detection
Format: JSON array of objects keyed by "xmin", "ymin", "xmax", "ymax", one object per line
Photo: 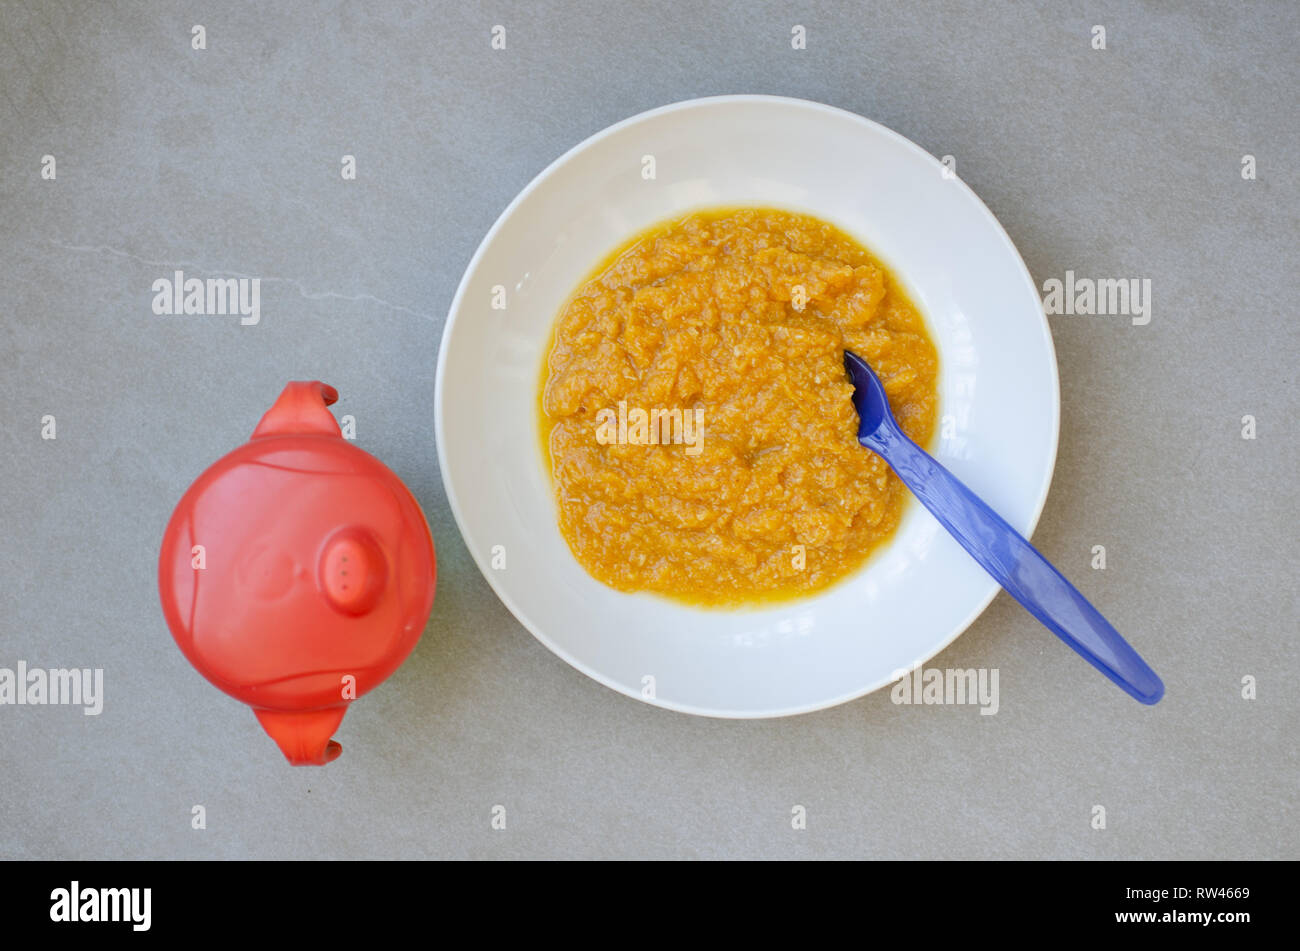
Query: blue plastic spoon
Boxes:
[{"xmin": 844, "ymin": 350, "xmax": 1164, "ymax": 704}]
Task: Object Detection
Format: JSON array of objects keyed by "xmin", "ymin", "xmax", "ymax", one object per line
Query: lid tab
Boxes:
[
  {"xmin": 254, "ymin": 707, "xmax": 347, "ymax": 765},
  {"xmin": 252, "ymin": 381, "xmax": 342, "ymax": 438}
]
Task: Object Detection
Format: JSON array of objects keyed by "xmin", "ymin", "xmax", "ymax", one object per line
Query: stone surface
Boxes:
[{"xmin": 0, "ymin": 1, "xmax": 1295, "ymax": 859}]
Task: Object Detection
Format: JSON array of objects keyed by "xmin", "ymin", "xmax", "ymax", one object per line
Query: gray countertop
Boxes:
[{"xmin": 1, "ymin": 0, "xmax": 1295, "ymax": 859}]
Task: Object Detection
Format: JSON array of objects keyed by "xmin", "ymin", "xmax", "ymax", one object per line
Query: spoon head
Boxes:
[{"xmin": 844, "ymin": 350, "xmax": 893, "ymax": 441}]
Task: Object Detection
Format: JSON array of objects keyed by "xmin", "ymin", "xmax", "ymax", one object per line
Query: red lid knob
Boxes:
[
  {"xmin": 319, "ymin": 526, "xmax": 387, "ymax": 616},
  {"xmin": 158, "ymin": 382, "xmax": 437, "ymax": 765}
]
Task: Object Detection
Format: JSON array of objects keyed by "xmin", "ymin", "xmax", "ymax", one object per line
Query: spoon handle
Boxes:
[{"xmin": 864, "ymin": 425, "xmax": 1164, "ymax": 704}]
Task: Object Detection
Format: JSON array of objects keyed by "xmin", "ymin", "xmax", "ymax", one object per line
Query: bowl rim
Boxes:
[{"xmin": 434, "ymin": 93, "xmax": 1061, "ymax": 718}]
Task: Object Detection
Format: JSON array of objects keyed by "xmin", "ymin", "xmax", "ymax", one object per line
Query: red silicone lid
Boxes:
[{"xmin": 158, "ymin": 382, "xmax": 436, "ymax": 765}]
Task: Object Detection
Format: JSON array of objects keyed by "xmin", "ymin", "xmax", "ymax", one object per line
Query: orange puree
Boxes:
[{"xmin": 540, "ymin": 207, "xmax": 939, "ymax": 605}]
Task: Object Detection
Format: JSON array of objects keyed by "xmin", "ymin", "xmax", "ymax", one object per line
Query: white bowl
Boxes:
[{"xmin": 435, "ymin": 95, "xmax": 1058, "ymax": 717}]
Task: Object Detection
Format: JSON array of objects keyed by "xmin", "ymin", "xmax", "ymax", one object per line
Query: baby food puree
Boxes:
[{"xmin": 541, "ymin": 207, "xmax": 938, "ymax": 605}]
